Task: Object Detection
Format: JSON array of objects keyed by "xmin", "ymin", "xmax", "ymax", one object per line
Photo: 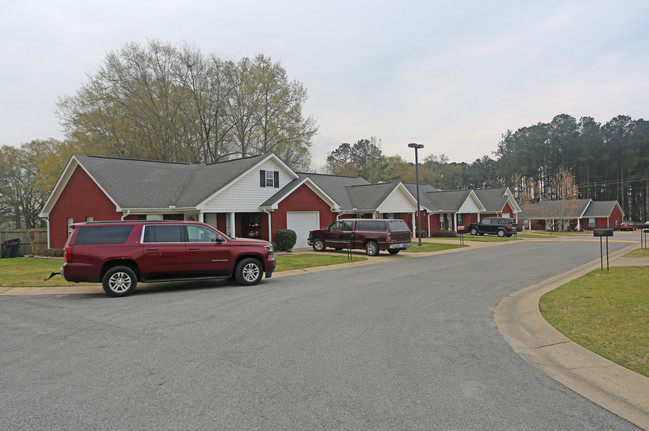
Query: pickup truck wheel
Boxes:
[
  {"xmin": 497, "ymin": 229, "xmax": 505, "ymax": 237},
  {"xmin": 470, "ymin": 228, "xmax": 478, "ymax": 235},
  {"xmin": 388, "ymin": 249, "xmax": 400, "ymax": 255},
  {"xmin": 312, "ymin": 238, "xmax": 325, "ymax": 252},
  {"xmin": 102, "ymin": 266, "xmax": 137, "ymax": 297},
  {"xmin": 235, "ymin": 258, "xmax": 263, "ymax": 286},
  {"xmin": 365, "ymin": 241, "xmax": 379, "ymax": 256}
]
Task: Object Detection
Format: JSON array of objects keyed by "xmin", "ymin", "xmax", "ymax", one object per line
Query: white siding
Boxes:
[
  {"xmin": 377, "ymin": 188, "xmax": 417, "ymax": 213},
  {"xmin": 202, "ymin": 159, "xmax": 294, "ymax": 212},
  {"xmin": 458, "ymin": 196, "xmax": 482, "ymax": 213}
]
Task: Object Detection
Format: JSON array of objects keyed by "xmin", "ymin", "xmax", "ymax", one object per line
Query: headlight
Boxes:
[{"xmin": 264, "ymin": 244, "xmax": 274, "ymax": 257}]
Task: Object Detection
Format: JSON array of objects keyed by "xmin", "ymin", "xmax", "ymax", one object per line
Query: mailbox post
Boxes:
[
  {"xmin": 593, "ymin": 228, "xmax": 613, "ymax": 271},
  {"xmin": 457, "ymin": 225, "xmax": 465, "ymax": 246}
]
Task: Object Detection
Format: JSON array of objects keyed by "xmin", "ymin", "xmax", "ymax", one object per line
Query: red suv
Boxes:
[
  {"xmin": 308, "ymin": 218, "xmax": 412, "ymax": 255},
  {"xmin": 62, "ymin": 221, "xmax": 276, "ymax": 297}
]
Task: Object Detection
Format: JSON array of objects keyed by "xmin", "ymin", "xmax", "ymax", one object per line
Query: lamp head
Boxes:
[{"xmin": 408, "ymin": 143, "xmax": 424, "ymax": 149}]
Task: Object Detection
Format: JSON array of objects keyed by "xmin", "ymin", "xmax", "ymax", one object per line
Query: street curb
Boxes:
[{"xmin": 494, "ymin": 243, "xmax": 649, "ymax": 429}]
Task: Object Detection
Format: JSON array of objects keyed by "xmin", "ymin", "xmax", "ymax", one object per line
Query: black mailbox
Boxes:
[{"xmin": 593, "ymin": 228, "xmax": 613, "ymax": 237}]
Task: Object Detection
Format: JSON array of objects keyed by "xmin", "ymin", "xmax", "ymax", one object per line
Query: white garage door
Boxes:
[{"xmin": 286, "ymin": 211, "xmax": 320, "ymax": 249}]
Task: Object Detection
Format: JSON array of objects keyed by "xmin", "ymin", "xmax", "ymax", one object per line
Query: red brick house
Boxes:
[
  {"xmin": 520, "ymin": 199, "xmax": 624, "ymax": 231},
  {"xmin": 40, "ymin": 153, "xmax": 523, "ymax": 249}
]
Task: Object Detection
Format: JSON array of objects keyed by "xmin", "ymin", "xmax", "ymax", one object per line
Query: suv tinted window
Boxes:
[
  {"xmin": 143, "ymin": 225, "xmax": 183, "ymax": 243},
  {"xmin": 75, "ymin": 225, "xmax": 133, "ymax": 245},
  {"xmin": 356, "ymin": 220, "xmax": 384, "ymax": 231},
  {"xmin": 186, "ymin": 225, "xmax": 219, "ymax": 242},
  {"xmin": 388, "ymin": 220, "xmax": 410, "ymax": 232}
]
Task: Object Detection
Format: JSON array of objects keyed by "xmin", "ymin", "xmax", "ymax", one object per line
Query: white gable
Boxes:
[
  {"xmin": 201, "ymin": 158, "xmax": 294, "ymax": 212},
  {"xmin": 376, "ymin": 185, "xmax": 418, "ymax": 213},
  {"xmin": 458, "ymin": 192, "xmax": 484, "ymax": 213}
]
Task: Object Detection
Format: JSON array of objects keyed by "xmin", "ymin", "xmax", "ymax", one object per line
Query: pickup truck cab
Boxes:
[
  {"xmin": 468, "ymin": 217, "xmax": 517, "ymax": 237},
  {"xmin": 62, "ymin": 220, "xmax": 276, "ymax": 297},
  {"xmin": 308, "ymin": 218, "xmax": 412, "ymax": 256}
]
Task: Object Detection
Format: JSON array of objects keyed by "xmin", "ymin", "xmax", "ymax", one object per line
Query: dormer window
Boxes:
[{"xmin": 260, "ymin": 170, "xmax": 279, "ymax": 188}]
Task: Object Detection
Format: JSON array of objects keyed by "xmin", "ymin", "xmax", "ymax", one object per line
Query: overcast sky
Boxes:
[{"xmin": 2, "ymin": 0, "xmax": 648, "ymax": 168}]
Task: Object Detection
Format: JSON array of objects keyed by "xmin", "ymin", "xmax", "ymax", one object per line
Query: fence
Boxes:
[{"xmin": 0, "ymin": 229, "xmax": 48, "ymax": 257}]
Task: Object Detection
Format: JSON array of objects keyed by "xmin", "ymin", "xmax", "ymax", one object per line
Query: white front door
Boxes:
[{"xmin": 286, "ymin": 211, "xmax": 320, "ymax": 248}]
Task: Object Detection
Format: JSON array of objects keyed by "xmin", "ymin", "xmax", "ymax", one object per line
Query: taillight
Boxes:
[
  {"xmin": 506, "ymin": 226, "xmax": 512, "ymax": 231},
  {"xmin": 65, "ymin": 246, "xmax": 72, "ymax": 262},
  {"xmin": 386, "ymin": 232, "xmax": 391, "ymax": 243}
]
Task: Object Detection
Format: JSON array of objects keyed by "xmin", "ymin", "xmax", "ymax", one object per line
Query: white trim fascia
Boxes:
[
  {"xmin": 465, "ymin": 190, "xmax": 487, "ymax": 213},
  {"xmin": 578, "ymin": 199, "xmax": 593, "ymax": 219},
  {"xmin": 267, "ymin": 177, "xmax": 340, "ymax": 211},
  {"xmin": 504, "ymin": 187, "xmax": 522, "ymax": 213},
  {"xmin": 376, "ymin": 183, "xmax": 419, "ymax": 213},
  {"xmin": 195, "ymin": 153, "xmax": 299, "ymax": 208},
  {"xmin": 39, "ymin": 155, "xmax": 122, "ymax": 217},
  {"xmin": 40, "ymin": 156, "xmax": 79, "ymax": 217}
]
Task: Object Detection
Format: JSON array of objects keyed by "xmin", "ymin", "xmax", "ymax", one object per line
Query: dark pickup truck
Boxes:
[
  {"xmin": 468, "ymin": 217, "xmax": 517, "ymax": 237},
  {"xmin": 308, "ymin": 218, "xmax": 412, "ymax": 256}
]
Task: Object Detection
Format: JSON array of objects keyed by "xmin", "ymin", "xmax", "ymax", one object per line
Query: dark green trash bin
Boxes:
[{"xmin": 3, "ymin": 238, "xmax": 20, "ymax": 258}]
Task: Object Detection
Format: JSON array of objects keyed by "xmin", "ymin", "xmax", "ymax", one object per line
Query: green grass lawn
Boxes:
[
  {"xmin": 540, "ymin": 267, "xmax": 649, "ymax": 377},
  {"xmin": 0, "ymin": 257, "xmax": 78, "ymax": 287},
  {"xmin": 276, "ymin": 254, "xmax": 367, "ymax": 271},
  {"xmin": 404, "ymin": 242, "xmax": 466, "ymax": 252},
  {"xmin": 625, "ymin": 248, "xmax": 649, "ymax": 258},
  {"xmin": 0, "ymin": 255, "xmax": 367, "ymax": 287},
  {"xmin": 517, "ymin": 231, "xmax": 590, "ymax": 238}
]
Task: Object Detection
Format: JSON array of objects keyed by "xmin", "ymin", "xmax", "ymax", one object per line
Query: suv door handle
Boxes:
[
  {"xmin": 188, "ymin": 247, "xmax": 199, "ymax": 251},
  {"xmin": 146, "ymin": 248, "xmax": 158, "ymax": 251}
]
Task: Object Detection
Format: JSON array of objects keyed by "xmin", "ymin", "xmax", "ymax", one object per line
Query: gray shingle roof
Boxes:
[
  {"xmin": 473, "ymin": 187, "xmax": 510, "ymax": 212},
  {"xmin": 424, "ymin": 190, "xmax": 472, "ymax": 212},
  {"xmin": 583, "ymin": 201, "xmax": 620, "ymax": 218},
  {"xmin": 520, "ymin": 199, "xmax": 591, "ymax": 219},
  {"xmin": 75, "ymin": 153, "xmax": 268, "ymax": 209},
  {"xmin": 345, "ymin": 183, "xmax": 401, "ymax": 210}
]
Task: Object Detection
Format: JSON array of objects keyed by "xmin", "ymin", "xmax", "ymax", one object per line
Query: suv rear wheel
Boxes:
[
  {"xmin": 470, "ymin": 227, "xmax": 478, "ymax": 235},
  {"xmin": 388, "ymin": 249, "xmax": 400, "ymax": 255},
  {"xmin": 102, "ymin": 266, "xmax": 137, "ymax": 297},
  {"xmin": 497, "ymin": 229, "xmax": 506, "ymax": 237},
  {"xmin": 235, "ymin": 258, "xmax": 263, "ymax": 286},
  {"xmin": 365, "ymin": 240, "xmax": 379, "ymax": 256}
]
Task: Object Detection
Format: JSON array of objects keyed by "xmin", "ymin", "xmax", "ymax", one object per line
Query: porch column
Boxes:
[
  {"xmin": 412, "ymin": 212, "xmax": 417, "ymax": 237},
  {"xmin": 198, "ymin": 212, "xmax": 204, "ymax": 223},
  {"xmin": 267, "ymin": 211, "xmax": 272, "ymax": 242},
  {"xmin": 229, "ymin": 212, "xmax": 236, "ymax": 238},
  {"xmin": 453, "ymin": 213, "xmax": 458, "ymax": 231}
]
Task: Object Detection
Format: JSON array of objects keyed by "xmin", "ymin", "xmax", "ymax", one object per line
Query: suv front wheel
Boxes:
[
  {"xmin": 235, "ymin": 258, "xmax": 263, "ymax": 286},
  {"xmin": 312, "ymin": 238, "xmax": 325, "ymax": 252},
  {"xmin": 102, "ymin": 266, "xmax": 137, "ymax": 297}
]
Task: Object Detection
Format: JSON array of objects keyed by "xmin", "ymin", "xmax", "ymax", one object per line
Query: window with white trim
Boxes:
[{"xmin": 260, "ymin": 170, "xmax": 280, "ymax": 188}]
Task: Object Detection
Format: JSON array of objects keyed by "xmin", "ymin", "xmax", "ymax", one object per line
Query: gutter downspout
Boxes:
[{"xmin": 121, "ymin": 210, "xmax": 130, "ymax": 221}]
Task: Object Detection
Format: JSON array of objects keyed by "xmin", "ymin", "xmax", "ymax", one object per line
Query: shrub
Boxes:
[
  {"xmin": 432, "ymin": 230, "xmax": 457, "ymax": 238},
  {"xmin": 416, "ymin": 230, "xmax": 428, "ymax": 238},
  {"xmin": 39, "ymin": 248, "xmax": 64, "ymax": 257},
  {"xmin": 275, "ymin": 229, "xmax": 297, "ymax": 251}
]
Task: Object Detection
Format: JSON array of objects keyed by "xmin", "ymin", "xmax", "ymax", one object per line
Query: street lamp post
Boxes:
[{"xmin": 408, "ymin": 143, "xmax": 424, "ymax": 246}]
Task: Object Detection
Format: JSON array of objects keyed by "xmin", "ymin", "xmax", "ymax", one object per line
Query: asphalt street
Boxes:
[{"xmin": 0, "ymin": 237, "xmax": 641, "ymax": 430}]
